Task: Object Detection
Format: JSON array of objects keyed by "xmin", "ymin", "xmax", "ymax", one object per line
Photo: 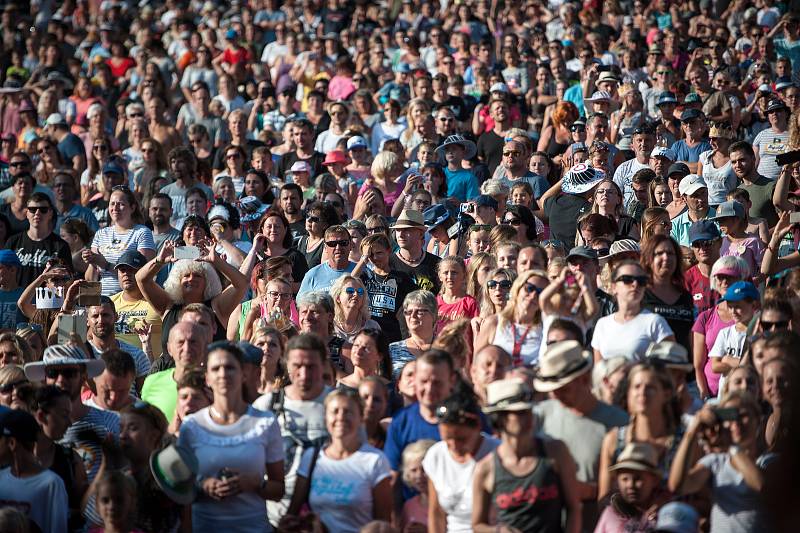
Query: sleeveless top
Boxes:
[
  {"xmin": 492, "ymin": 438, "xmax": 564, "ymax": 533},
  {"xmin": 699, "ymin": 150, "xmax": 736, "ymax": 205},
  {"xmin": 546, "ymin": 134, "xmax": 569, "ymax": 158},
  {"xmin": 493, "ymin": 319, "xmax": 543, "ymax": 367},
  {"xmin": 613, "ymin": 424, "xmax": 686, "ymax": 486},
  {"xmin": 160, "ymin": 299, "xmax": 227, "ymax": 355}
]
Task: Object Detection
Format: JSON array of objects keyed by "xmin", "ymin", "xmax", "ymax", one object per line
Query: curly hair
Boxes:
[{"xmin": 163, "ymin": 259, "xmax": 223, "ymax": 304}]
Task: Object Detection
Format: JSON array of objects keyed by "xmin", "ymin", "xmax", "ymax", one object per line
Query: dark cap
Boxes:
[
  {"xmin": 667, "ymin": 162, "xmax": 690, "ymax": 177},
  {"xmin": 236, "ymin": 342, "xmax": 264, "ymax": 365},
  {"xmin": 566, "ymin": 246, "xmax": 598, "ymax": 262},
  {"xmin": 115, "ymin": 250, "xmax": 147, "ymax": 270},
  {"xmin": 0, "ymin": 409, "xmax": 39, "ymax": 445},
  {"xmin": 475, "ymin": 195, "xmax": 499, "ymax": 210},
  {"xmin": 680, "ymin": 108, "xmax": 705, "ymax": 122},
  {"xmin": 688, "ymin": 220, "xmax": 721, "ymax": 243}
]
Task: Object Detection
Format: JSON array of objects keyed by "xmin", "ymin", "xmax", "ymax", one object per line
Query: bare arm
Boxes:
[
  {"xmin": 135, "ymin": 241, "xmax": 177, "ymax": 316},
  {"xmin": 372, "ymin": 477, "xmax": 393, "ymax": 523},
  {"xmin": 668, "ymin": 414, "xmax": 712, "ymax": 494},
  {"xmin": 471, "ymin": 455, "xmax": 496, "ymax": 533},
  {"xmin": 286, "ymin": 474, "xmax": 310, "ymax": 516},
  {"xmin": 226, "ymin": 302, "xmax": 243, "ymax": 341},
  {"xmin": 762, "ymin": 212, "xmax": 800, "ymax": 275},
  {"xmin": 474, "ymin": 314, "xmax": 498, "ymax": 353},
  {"xmin": 773, "ymin": 165, "xmax": 793, "ymax": 214},
  {"xmin": 693, "ymin": 331, "xmax": 710, "ymax": 399},
  {"xmin": 548, "ymin": 439, "xmax": 582, "ymax": 533},
  {"xmin": 597, "ymin": 429, "xmax": 617, "ymax": 501},
  {"xmin": 427, "ymin": 477, "xmax": 448, "ymax": 533}
]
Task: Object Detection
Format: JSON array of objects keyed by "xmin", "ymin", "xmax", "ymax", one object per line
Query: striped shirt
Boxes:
[{"xmin": 91, "ymin": 225, "xmax": 155, "ymax": 295}]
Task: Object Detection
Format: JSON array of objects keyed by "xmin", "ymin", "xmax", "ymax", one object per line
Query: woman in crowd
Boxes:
[
  {"xmin": 179, "ymin": 214, "xmax": 211, "ymax": 247},
  {"xmin": 178, "ymin": 342, "xmax": 285, "ymax": 532},
  {"xmin": 297, "ymin": 201, "xmax": 340, "ymax": 268},
  {"xmin": 34, "ymin": 137, "xmax": 68, "ymax": 188},
  {"xmin": 59, "ymin": 218, "xmax": 93, "ymax": 276},
  {"xmin": 537, "ymin": 101, "xmax": 579, "ymax": 161},
  {"xmin": 598, "ymin": 362, "xmax": 684, "ymax": 500},
  {"xmin": 697, "ymin": 123, "xmax": 737, "ymax": 206},
  {"xmin": 472, "ymin": 267, "xmax": 516, "ymax": 338},
  {"xmin": 249, "ymin": 325, "xmax": 286, "ymax": 396},
  {"xmin": 501, "ymin": 205, "xmax": 540, "ymax": 245},
  {"xmin": 648, "ymin": 178, "xmax": 672, "ymax": 209},
  {"xmin": 421, "ymin": 163, "xmax": 448, "ymax": 206},
  {"xmin": 136, "ymin": 240, "xmax": 249, "ymax": 355},
  {"xmin": 665, "ymin": 173, "xmax": 686, "ymax": 219},
  {"xmin": 641, "ymin": 235, "xmax": 694, "ymax": 348},
  {"xmin": 475, "ymin": 269, "xmax": 549, "ymax": 367},
  {"xmin": 132, "ymin": 137, "xmax": 168, "ymax": 196},
  {"xmin": 692, "ymin": 256, "xmax": 749, "ymax": 400},
  {"xmin": 592, "ymin": 179, "xmax": 639, "ymax": 240},
  {"xmin": 424, "ymin": 388, "xmax": 498, "ymax": 533},
  {"xmin": 240, "ymin": 275, "xmax": 297, "ymax": 342},
  {"xmin": 1, "ymin": 172, "xmax": 34, "ymax": 235},
  {"xmin": 669, "ymin": 391, "xmax": 768, "ymax": 533},
  {"xmin": 16, "ymin": 324, "xmax": 45, "ymax": 362},
  {"xmin": 289, "ymin": 389, "xmax": 392, "ymax": 533},
  {"xmin": 389, "ymin": 290, "xmax": 438, "ymax": 382},
  {"xmin": 331, "ymin": 275, "xmax": 381, "ymax": 344},
  {"xmin": 83, "ymin": 186, "xmax": 155, "ymax": 295},
  {"xmin": 81, "ymin": 136, "xmax": 114, "ymax": 205},
  {"xmin": 258, "ymin": 209, "xmax": 309, "ymax": 287},
  {"xmin": 338, "ymin": 328, "xmax": 390, "ymax": 390},
  {"xmin": 371, "ymin": 99, "xmax": 406, "ymax": 154},
  {"xmin": 762, "ymin": 357, "xmax": 793, "ymax": 451},
  {"xmin": 359, "ymin": 375, "xmax": 391, "ymax": 448},
  {"xmin": 0, "ymin": 365, "xmax": 34, "ymax": 411},
  {"xmin": 16, "ymin": 259, "xmax": 76, "ymax": 336},
  {"xmin": 640, "ymin": 207, "xmax": 672, "ymax": 245},
  {"xmin": 0, "ymin": 333, "xmax": 27, "ymax": 366},
  {"xmin": 243, "ymin": 169, "xmax": 274, "ymax": 205},
  {"xmin": 466, "ymin": 253, "xmax": 497, "ymax": 300},
  {"xmin": 215, "ymin": 144, "xmax": 248, "ymax": 190},
  {"xmin": 213, "ymin": 175, "xmax": 236, "ymax": 203},
  {"xmin": 592, "ymin": 261, "xmax": 675, "ymax": 362},
  {"xmin": 436, "ymin": 256, "xmax": 478, "ymax": 334}
]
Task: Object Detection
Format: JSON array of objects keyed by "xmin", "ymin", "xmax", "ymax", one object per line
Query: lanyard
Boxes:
[{"xmin": 511, "ymin": 322, "xmax": 533, "ymax": 367}]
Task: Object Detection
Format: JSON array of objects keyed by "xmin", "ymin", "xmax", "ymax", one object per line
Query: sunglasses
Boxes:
[
  {"xmin": 93, "ymin": 145, "xmax": 109, "ymax": 151},
  {"xmin": 692, "ymin": 239, "xmax": 718, "ymax": 248},
  {"xmin": 615, "ymin": 274, "xmax": 648, "ymax": 286},
  {"xmin": 470, "ymin": 224, "xmax": 493, "ymax": 231},
  {"xmin": 570, "ymin": 125, "xmax": 585, "ymax": 133},
  {"xmin": 9, "ymin": 161, "xmax": 28, "ymax": 167},
  {"xmin": 524, "ymin": 283, "xmax": 544, "ymax": 294},
  {"xmin": 487, "ymin": 279, "xmax": 512, "ymax": 290},
  {"xmin": 307, "ymin": 216, "xmax": 321, "ymax": 224},
  {"xmin": 345, "ymin": 287, "xmax": 365, "ymax": 296},
  {"xmin": 761, "ymin": 320, "xmax": 789, "ymax": 331},
  {"xmin": 27, "ymin": 205, "xmax": 51, "ymax": 213},
  {"xmin": 542, "ymin": 239, "xmax": 565, "ymax": 248},
  {"xmin": 128, "ymin": 112, "xmax": 144, "ymax": 118},
  {"xmin": 325, "ymin": 239, "xmax": 350, "ymax": 248},
  {"xmin": 503, "ymin": 150, "xmax": 522, "ymax": 157},
  {"xmin": 403, "ymin": 308, "xmax": 431, "ymax": 317},
  {"xmin": 45, "ymin": 367, "xmax": 80, "ymax": 379},
  {"xmin": 0, "ymin": 380, "xmax": 28, "ymax": 394},
  {"xmin": 504, "ymin": 218, "xmax": 522, "ymax": 226}
]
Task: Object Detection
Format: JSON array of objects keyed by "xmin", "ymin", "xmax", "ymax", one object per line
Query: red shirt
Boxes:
[
  {"xmin": 684, "ymin": 265, "xmax": 715, "ymax": 314},
  {"xmin": 435, "ymin": 295, "xmax": 478, "ymax": 334},
  {"xmin": 222, "ymin": 46, "xmax": 251, "ymax": 66}
]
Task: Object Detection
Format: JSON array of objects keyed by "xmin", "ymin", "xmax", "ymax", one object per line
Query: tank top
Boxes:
[
  {"xmin": 492, "ymin": 438, "xmax": 564, "ymax": 533},
  {"xmin": 613, "ymin": 424, "xmax": 686, "ymax": 486},
  {"xmin": 546, "ymin": 134, "xmax": 569, "ymax": 158},
  {"xmin": 699, "ymin": 150, "xmax": 736, "ymax": 205},
  {"xmin": 493, "ymin": 319, "xmax": 543, "ymax": 367}
]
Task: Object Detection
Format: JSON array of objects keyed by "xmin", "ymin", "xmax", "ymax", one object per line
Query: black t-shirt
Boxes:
[
  {"xmin": 643, "ymin": 289, "xmax": 695, "ymax": 349},
  {"xmin": 390, "ymin": 251, "xmax": 441, "ymax": 294},
  {"xmin": 6, "ymin": 231, "xmax": 74, "ymax": 288},
  {"xmin": 360, "ymin": 268, "xmax": 417, "ymax": 344},
  {"xmin": 543, "ymin": 193, "xmax": 591, "ymax": 248},
  {"xmin": 476, "ymin": 130, "xmax": 505, "ymax": 176},
  {"xmin": 288, "ymin": 220, "xmax": 308, "ymax": 241},
  {"xmin": 0, "ymin": 203, "xmax": 29, "ymax": 236},
  {"xmin": 297, "ymin": 236, "xmax": 324, "ymax": 269},
  {"xmin": 276, "ymin": 151, "xmax": 326, "ymax": 180},
  {"xmin": 434, "ymin": 96, "xmax": 469, "ymax": 122},
  {"xmin": 89, "ymin": 197, "xmax": 110, "ymax": 228}
]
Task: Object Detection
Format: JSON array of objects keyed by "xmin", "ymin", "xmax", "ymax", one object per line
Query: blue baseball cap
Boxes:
[
  {"xmin": 721, "ymin": 281, "xmax": 759, "ymax": 303},
  {"xmin": 688, "ymin": 220, "xmax": 721, "ymax": 243},
  {"xmin": 711, "ymin": 200, "xmax": 746, "ymax": 220},
  {"xmin": 423, "ymin": 203, "xmax": 450, "ymax": 229},
  {"xmin": 475, "ymin": 195, "xmax": 499, "ymax": 210},
  {"xmin": 0, "ymin": 250, "xmax": 21, "ymax": 267},
  {"xmin": 656, "ymin": 92, "xmax": 678, "ymax": 106},
  {"xmin": 102, "ymin": 161, "xmax": 125, "ymax": 176},
  {"xmin": 236, "ymin": 342, "xmax": 264, "ymax": 365}
]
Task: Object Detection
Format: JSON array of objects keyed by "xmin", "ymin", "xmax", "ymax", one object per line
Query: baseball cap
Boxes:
[
  {"xmin": 490, "ymin": 82, "xmax": 509, "ymax": 94},
  {"xmin": 45, "ymin": 113, "xmax": 67, "ymax": 126},
  {"xmin": 655, "ymin": 502, "xmax": 699, "ymax": 533},
  {"xmin": 688, "ymin": 220, "xmax": 721, "ymax": 243},
  {"xmin": 208, "ymin": 204, "xmax": 231, "ymax": 222},
  {"xmin": 711, "ymin": 200, "xmax": 746, "ymax": 220},
  {"xmin": 680, "ymin": 108, "xmax": 704, "ymax": 122},
  {"xmin": 0, "ymin": 250, "xmax": 21, "ymax": 267},
  {"xmin": 678, "ymin": 174, "xmax": 707, "ymax": 196},
  {"xmin": 102, "ymin": 161, "xmax": 125, "ymax": 176},
  {"xmin": 667, "ymin": 162, "xmax": 690, "ymax": 177},
  {"xmin": 566, "ymin": 246, "xmax": 598, "ymax": 262},
  {"xmin": 347, "ymin": 136, "xmax": 368, "ymax": 150},
  {"xmin": 289, "ymin": 161, "xmax": 311, "ymax": 174},
  {"xmin": 721, "ymin": 281, "xmax": 759, "ymax": 303},
  {"xmin": 0, "ymin": 409, "xmax": 39, "ymax": 446},
  {"xmin": 656, "ymin": 92, "xmax": 678, "ymax": 106},
  {"xmin": 475, "ymin": 195, "xmax": 499, "ymax": 210},
  {"xmin": 115, "ymin": 250, "xmax": 147, "ymax": 270},
  {"xmin": 650, "ymin": 147, "xmax": 676, "ymax": 161}
]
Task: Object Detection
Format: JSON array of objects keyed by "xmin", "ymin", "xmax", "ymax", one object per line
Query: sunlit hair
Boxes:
[
  {"xmin": 466, "ymin": 252, "xmax": 497, "ymax": 299},
  {"xmin": 330, "ymin": 275, "xmax": 371, "ymax": 326},
  {"xmin": 552, "ymin": 101, "xmax": 580, "ymax": 130},
  {"xmin": 371, "ymin": 150, "xmax": 401, "ymax": 182},
  {"xmin": 480, "ymin": 267, "xmax": 517, "ymax": 317},
  {"xmin": 437, "ymin": 256, "xmax": 467, "ymax": 295},
  {"xmin": 718, "ymin": 365, "xmax": 761, "ymax": 401},
  {"xmin": 640, "ymin": 234, "xmax": 685, "ymax": 290},
  {"xmin": 163, "ymin": 259, "xmax": 222, "ymax": 304},
  {"xmin": 489, "ymin": 225, "xmax": 517, "ymax": 248},
  {"xmin": 709, "ymin": 256, "xmax": 750, "ymax": 292},
  {"xmin": 640, "ymin": 207, "xmax": 671, "ymax": 243},
  {"xmin": 324, "ymin": 387, "xmax": 364, "ymax": 415},
  {"xmin": 432, "ymin": 318, "xmax": 472, "ymax": 369},
  {"xmin": 402, "ymin": 290, "xmax": 438, "ymax": 322},
  {"xmin": 401, "ymin": 438, "xmax": 436, "ymax": 488},
  {"xmin": 498, "ymin": 269, "xmax": 548, "ymax": 325},
  {"xmin": 624, "ymin": 362, "xmax": 679, "ymax": 434}
]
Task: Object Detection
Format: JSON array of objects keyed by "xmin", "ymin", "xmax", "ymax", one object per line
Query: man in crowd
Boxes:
[
  {"xmin": 276, "ymin": 118, "xmax": 325, "ymax": 179},
  {"xmin": 160, "ymin": 147, "xmax": 213, "ymax": 226},
  {"xmin": 390, "ymin": 210, "xmax": 441, "ymax": 293},
  {"xmin": 730, "ymin": 140, "xmax": 780, "ymax": 227},
  {"xmin": 298, "ymin": 225, "xmax": 356, "ymax": 294},
  {"xmin": 613, "ymin": 124, "xmax": 656, "ymax": 202},
  {"xmin": 85, "ymin": 349, "xmax": 136, "ymax": 412},
  {"xmin": 477, "ymin": 98, "xmax": 511, "ymax": 173},
  {"xmin": 670, "ymin": 175, "xmax": 716, "ymax": 247},
  {"xmin": 53, "ymin": 171, "xmax": 99, "ymax": 233},
  {"xmin": 109, "ymin": 250, "xmax": 163, "ymax": 356}
]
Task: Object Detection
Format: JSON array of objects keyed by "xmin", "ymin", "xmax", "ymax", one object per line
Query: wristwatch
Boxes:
[{"xmin": 729, "ymin": 445, "xmax": 741, "ymax": 457}]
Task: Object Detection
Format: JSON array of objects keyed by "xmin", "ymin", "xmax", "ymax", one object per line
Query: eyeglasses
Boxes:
[
  {"xmin": 595, "ymin": 247, "xmax": 610, "ymax": 257},
  {"xmin": 761, "ymin": 319, "xmax": 789, "ymax": 331},
  {"xmin": 487, "ymin": 279, "xmax": 512, "ymax": 290},
  {"xmin": 38, "ymin": 146, "xmax": 53, "ymax": 153},
  {"xmin": 470, "ymin": 224, "xmax": 492, "ymax": 231},
  {"xmin": 657, "ymin": 70, "xmax": 672, "ymax": 75},
  {"xmin": 438, "ymin": 116, "xmax": 454, "ymax": 122},
  {"xmin": 325, "ymin": 239, "xmax": 350, "ymax": 248},
  {"xmin": 524, "ymin": 283, "xmax": 544, "ymax": 294},
  {"xmin": 0, "ymin": 380, "xmax": 29, "ymax": 394},
  {"xmin": 226, "ymin": 153, "xmax": 241, "ymax": 159},
  {"xmin": 307, "ymin": 216, "xmax": 321, "ymax": 224},
  {"xmin": 504, "ymin": 218, "xmax": 522, "ymax": 226},
  {"xmin": 267, "ymin": 291, "xmax": 292, "ymax": 299},
  {"xmin": 9, "ymin": 161, "xmax": 27, "ymax": 167},
  {"xmin": 692, "ymin": 239, "xmax": 718, "ymax": 248},
  {"xmin": 367, "ymin": 226, "xmax": 386, "ymax": 233},
  {"xmin": 27, "ymin": 205, "xmax": 51, "ymax": 213},
  {"xmin": 45, "ymin": 367, "xmax": 80, "ymax": 379},
  {"xmin": 503, "ymin": 150, "xmax": 521, "ymax": 157},
  {"xmin": 614, "ymin": 274, "xmax": 648, "ymax": 286},
  {"xmin": 93, "ymin": 145, "xmax": 109, "ymax": 151},
  {"xmin": 570, "ymin": 125, "xmax": 585, "ymax": 133},
  {"xmin": 345, "ymin": 287, "xmax": 365, "ymax": 296},
  {"xmin": 595, "ymin": 188, "xmax": 617, "ymax": 196},
  {"xmin": 128, "ymin": 112, "xmax": 143, "ymax": 118},
  {"xmin": 403, "ymin": 308, "xmax": 431, "ymax": 317}
]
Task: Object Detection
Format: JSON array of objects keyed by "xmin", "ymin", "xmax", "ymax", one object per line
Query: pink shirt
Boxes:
[
  {"xmin": 436, "ymin": 294, "xmax": 478, "ymax": 333},
  {"xmin": 720, "ymin": 236, "xmax": 763, "ymax": 280},
  {"xmin": 692, "ymin": 305, "xmax": 735, "ymax": 396},
  {"xmin": 594, "ymin": 506, "xmax": 655, "ymax": 533}
]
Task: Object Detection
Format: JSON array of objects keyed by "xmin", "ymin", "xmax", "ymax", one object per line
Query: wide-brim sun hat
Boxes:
[
  {"xmin": 435, "ymin": 134, "xmax": 477, "ymax": 160},
  {"xmin": 483, "ymin": 378, "xmax": 536, "ymax": 414},
  {"xmin": 561, "ymin": 163, "xmax": 605, "ymax": 195},
  {"xmin": 534, "ymin": 340, "xmax": 593, "ymax": 392},
  {"xmin": 390, "ymin": 209, "xmax": 426, "ymax": 230},
  {"xmin": 24, "ymin": 345, "xmax": 105, "ymax": 382},
  {"xmin": 150, "ymin": 444, "xmax": 199, "ymax": 505}
]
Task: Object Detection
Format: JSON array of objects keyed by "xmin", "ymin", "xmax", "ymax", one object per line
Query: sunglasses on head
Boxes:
[
  {"xmin": 326, "ymin": 239, "xmax": 350, "ymax": 248},
  {"xmin": 487, "ymin": 279, "xmax": 512, "ymax": 290},
  {"xmin": 45, "ymin": 367, "xmax": 80, "ymax": 379},
  {"xmin": 345, "ymin": 287, "xmax": 365, "ymax": 296},
  {"xmin": 615, "ymin": 274, "xmax": 648, "ymax": 286}
]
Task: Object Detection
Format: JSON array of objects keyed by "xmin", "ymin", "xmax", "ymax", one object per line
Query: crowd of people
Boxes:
[{"xmin": 0, "ymin": 0, "xmax": 800, "ymax": 532}]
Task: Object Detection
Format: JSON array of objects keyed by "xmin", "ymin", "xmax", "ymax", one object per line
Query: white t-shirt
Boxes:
[
  {"xmin": 91, "ymin": 225, "xmax": 156, "ymax": 295},
  {"xmin": 0, "ymin": 467, "xmax": 68, "ymax": 533},
  {"xmin": 422, "ymin": 435, "xmax": 499, "ymax": 533},
  {"xmin": 708, "ymin": 324, "xmax": 748, "ymax": 397},
  {"xmin": 298, "ymin": 442, "xmax": 392, "ymax": 533},
  {"xmin": 177, "ymin": 406, "xmax": 284, "ymax": 532},
  {"xmin": 591, "ymin": 309, "xmax": 674, "ymax": 361}
]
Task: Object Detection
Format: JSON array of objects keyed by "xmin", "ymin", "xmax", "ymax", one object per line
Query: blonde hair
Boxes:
[
  {"xmin": 432, "ymin": 318, "xmax": 472, "ymax": 368},
  {"xmin": 330, "ymin": 275, "xmax": 371, "ymax": 325},
  {"xmin": 498, "ymin": 269, "xmax": 548, "ymax": 325},
  {"xmin": 370, "ymin": 150, "xmax": 401, "ymax": 182},
  {"xmin": 480, "ymin": 267, "xmax": 516, "ymax": 317},
  {"xmin": 480, "ymin": 179, "xmax": 509, "ymax": 197},
  {"xmin": 401, "ymin": 439, "xmax": 436, "ymax": 488},
  {"xmin": 466, "ymin": 252, "xmax": 496, "ymax": 299},
  {"xmin": 0, "ymin": 365, "xmax": 25, "ymax": 387},
  {"xmin": 401, "ymin": 98, "xmax": 431, "ymax": 143},
  {"xmin": 437, "ymin": 256, "xmax": 467, "ymax": 295},
  {"xmin": 164, "ymin": 259, "xmax": 223, "ymax": 304}
]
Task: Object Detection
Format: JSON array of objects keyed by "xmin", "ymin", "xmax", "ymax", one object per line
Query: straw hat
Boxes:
[
  {"xmin": 483, "ymin": 378, "xmax": 535, "ymax": 414},
  {"xmin": 533, "ymin": 340, "xmax": 593, "ymax": 392},
  {"xmin": 608, "ymin": 442, "xmax": 661, "ymax": 475},
  {"xmin": 389, "ymin": 209, "xmax": 426, "ymax": 230},
  {"xmin": 24, "ymin": 345, "xmax": 105, "ymax": 382}
]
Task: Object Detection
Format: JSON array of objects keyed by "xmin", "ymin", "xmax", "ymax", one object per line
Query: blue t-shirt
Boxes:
[
  {"xmin": 57, "ymin": 133, "xmax": 86, "ymax": 163},
  {"xmin": 671, "ymin": 139, "xmax": 712, "ymax": 164},
  {"xmin": 298, "ymin": 261, "xmax": 357, "ymax": 295},
  {"xmin": 56, "ymin": 203, "xmax": 100, "ymax": 233},
  {"xmin": 384, "ymin": 403, "xmax": 440, "ymax": 471},
  {"xmin": 444, "ymin": 167, "xmax": 480, "ymax": 202},
  {"xmin": 0, "ymin": 288, "xmax": 24, "ymax": 331},
  {"xmin": 564, "ymin": 83, "xmax": 585, "ymax": 117}
]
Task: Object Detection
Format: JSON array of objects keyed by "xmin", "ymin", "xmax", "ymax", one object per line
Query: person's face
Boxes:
[
  {"xmin": 94, "ymin": 370, "xmax": 133, "ymax": 411},
  {"xmin": 262, "ymin": 215, "xmax": 287, "ymax": 245},
  {"xmin": 116, "ymin": 265, "xmax": 138, "ymax": 292},
  {"xmin": 632, "ymin": 133, "xmax": 655, "ymax": 160},
  {"xmin": 767, "ymin": 108, "xmax": 787, "ymax": 129},
  {"xmin": 496, "ymin": 246, "xmax": 518, "ymax": 270},
  {"xmin": 529, "ymin": 155, "xmax": 549, "ymax": 177},
  {"xmin": 502, "ymin": 143, "xmax": 525, "ymax": 170},
  {"xmin": 358, "ymin": 380, "xmax": 387, "ymax": 422},
  {"xmin": 395, "ymin": 227, "xmax": 423, "ymax": 250},
  {"xmin": 286, "ymin": 349, "xmax": 323, "ymax": 393},
  {"xmin": 728, "ymin": 299, "xmax": 757, "ymax": 324},
  {"xmin": 88, "ymin": 304, "xmax": 116, "ymax": 339},
  {"xmin": 176, "ymin": 386, "xmax": 210, "ymax": 420},
  {"xmin": 727, "ymin": 368, "xmax": 759, "ymax": 397},
  {"xmin": 499, "ymin": 409, "xmax": 534, "ymax": 437},
  {"xmin": 651, "ymin": 241, "xmax": 677, "ymax": 279},
  {"xmin": 185, "ymin": 193, "xmax": 207, "ymax": 216},
  {"xmin": 469, "ymin": 230, "xmax": 491, "ymax": 254},
  {"xmin": 26, "ymin": 199, "xmax": 53, "ymax": 229},
  {"xmin": 326, "ymin": 395, "xmax": 362, "ymax": 439},
  {"xmin": 760, "ymin": 309, "xmax": 791, "ymax": 332},
  {"xmin": 168, "ymin": 327, "xmax": 204, "ymax": 368},
  {"xmin": 35, "ymin": 394, "xmax": 71, "ymax": 440},
  {"xmin": 721, "ymin": 398, "xmax": 758, "ymax": 445},
  {"xmin": 616, "ymin": 469, "xmax": 658, "ymax": 507},
  {"xmin": 299, "ymin": 304, "xmax": 331, "ymax": 336},
  {"xmin": 691, "ymin": 237, "xmax": 720, "ymax": 264},
  {"xmin": 444, "ymin": 144, "xmax": 465, "ymax": 164},
  {"xmin": 762, "ymin": 360, "xmax": 790, "ymax": 409},
  {"xmin": 8, "ymin": 156, "xmax": 30, "ymax": 177},
  {"xmin": 326, "ymin": 231, "xmax": 352, "ymax": 265},
  {"xmin": 205, "ymin": 349, "xmax": 242, "ymax": 397},
  {"xmin": 183, "ymin": 224, "xmax": 206, "ymax": 246},
  {"xmin": 292, "ymin": 126, "xmax": 313, "ymax": 149},
  {"xmin": 96, "ymin": 483, "xmax": 134, "ymax": 529},
  {"xmin": 730, "ymin": 150, "xmax": 754, "ymax": 179},
  {"xmin": 351, "ymin": 333, "xmax": 379, "ymax": 371},
  {"xmin": 414, "ymin": 361, "xmax": 454, "ymax": 409},
  {"xmin": 684, "ymin": 188, "xmax": 708, "ymax": 213},
  {"xmin": 119, "ymin": 413, "xmax": 160, "ymax": 460},
  {"xmin": 628, "ymin": 369, "xmax": 666, "ymax": 414},
  {"xmin": 439, "ymin": 421, "xmax": 480, "ymax": 458},
  {"xmin": 613, "ymin": 264, "xmax": 647, "ymax": 301},
  {"xmin": 594, "ymin": 182, "xmax": 619, "ymax": 209},
  {"xmin": 682, "ymin": 117, "xmax": 705, "ymax": 138},
  {"xmin": 280, "ymin": 189, "xmax": 301, "ymax": 214},
  {"xmin": 486, "ymin": 275, "xmax": 512, "ymax": 307},
  {"xmin": 491, "ymin": 102, "xmax": 508, "ymax": 122},
  {"xmin": 510, "ymin": 187, "xmax": 532, "ymax": 207}
]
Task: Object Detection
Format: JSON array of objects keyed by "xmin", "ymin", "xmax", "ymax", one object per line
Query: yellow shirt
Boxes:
[{"xmin": 110, "ymin": 292, "xmax": 163, "ymax": 355}]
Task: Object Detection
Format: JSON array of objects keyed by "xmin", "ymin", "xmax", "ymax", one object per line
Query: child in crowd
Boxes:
[
  {"xmin": 90, "ymin": 471, "xmax": 145, "ymax": 533},
  {"xmin": 400, "ymin": 439, "xmax": 435, "ymax": 533}
]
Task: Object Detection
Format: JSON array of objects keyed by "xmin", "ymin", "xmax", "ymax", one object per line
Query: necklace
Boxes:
[
  {"xmin": 408, "ymin": 336, "xmax": 432, "ymax": 352},
  {"xmin": 399, "ymin": 248, "xmax": 424, "ymax": 265}
]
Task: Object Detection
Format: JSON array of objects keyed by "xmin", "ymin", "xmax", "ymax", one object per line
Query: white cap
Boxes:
[
  {"xmin": 45, "ymin": 113, "xmax": 67, "ymax": 126},
  {"xmin": 678, "ymin": 174, "xmax": 707, "ymax": 196},
  {"xmin": 289, "ymin": 161, "xmax": 311, "ymax": 174},
  {"xmin": 490, "ymin": 82, "xmax": 509, "ymax": 93},
  {"xmin": 650, "ymin": 146, "xmax": 676, "ymax": 161},
  {"xmin": 757, "ymin": 83, "xmax": 772, "ymax": 93},
  {"xmin": 585, "ymin": 90, "xmax": 612, "ymax": 103},
  {"xmin": 347, "ymin": 136, "xmax": 368, "ymax": 150}
]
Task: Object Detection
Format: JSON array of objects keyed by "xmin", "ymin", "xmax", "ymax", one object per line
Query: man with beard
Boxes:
[
  {"xmin": 279, "ymin": 183, "xmax": 306, "ymax": 239},
  {"xmin": 730, "ymin": 140, "xmax": 781, "ymax": 227},
  {"xmin": 298, "ymin": 225, "xmax": 356, "ymax": 294},
  {"xmin": 109, "ymin": 251, "xmax": 163, "ymax": 356},
  {"xmin": 84, "ymin": 297, "xmax": 151, "ymax": 392}
]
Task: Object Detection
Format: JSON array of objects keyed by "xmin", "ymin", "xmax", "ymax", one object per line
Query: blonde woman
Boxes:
[
  {"xmin": 640, "ymin": 207, "xmax": 673, "ymax": 247},
  {"xmin": 465, "ymin": 252, "xmax": 497, "ymax": 299},
  {"xmin": 357, "ymin": 150, "xmax": 404, "ymax": 215},
  {"xmin": 331, "ymin": 275, "xmax": 381, "ymax": 344},
  {"xmin": 435, "ymin": 256, "xmax": 478, "ymax": 334},
  {"xmin": 471, "ymin": 267, "xmax": 516, "ymax": 339},
  {"xmin": 474, "ymin": 269, "xmax": 549, "ymax": 367},
  {"xmin": 400, "ymin": 98, "xmax": 432, "ymax": 153}
]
